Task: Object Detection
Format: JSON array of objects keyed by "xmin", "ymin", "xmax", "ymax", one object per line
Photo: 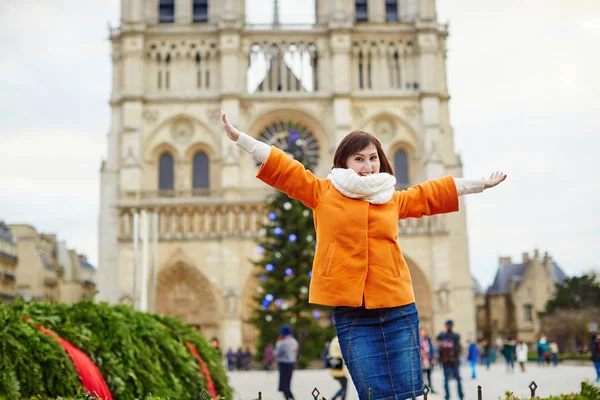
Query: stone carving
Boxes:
[
  {"xmin": 123, "ymin": 147, "xmax": 138, "ymax": 167},
  {"xmin": 352, "ymin": 106, "xmax": 366, "ymax": 119},
  {"xmin": 403, "ymin": 105, "xmax": 419, "ymax": 119},
  {"xmin": 224, "ymin": 288, "xmax": 239, "ymax": 316},
  {"xmin": 143, "ymin": 110, "xmax": 159, "ymax": 125},
  {"xmin": 206, "ymin": 108, "xmax": 221, "ymax": 125},
  {"xmin": 171, "ymin": 119, "xmax": 194, "ymax": 144},
  {"xmin": 319, "ymin": 102, "xmax": 333, "ymax": 119},
  {"xmin": 436, "ymin": 284, "xmax": 450, "ymax": 311},
  {"xmin": 373, "ymin": 118, "xmax": 396, "ymax": 141}
]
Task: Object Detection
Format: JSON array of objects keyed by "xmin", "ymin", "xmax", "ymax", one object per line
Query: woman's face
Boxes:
[{"xmin": 345, "ymin": 143, "xmax": 380, "ymax": 176}]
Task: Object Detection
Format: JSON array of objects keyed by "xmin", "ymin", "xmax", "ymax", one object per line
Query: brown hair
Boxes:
[{"xmin": 333, "ymin": 131, "xmax": 394, "ymax": 175}]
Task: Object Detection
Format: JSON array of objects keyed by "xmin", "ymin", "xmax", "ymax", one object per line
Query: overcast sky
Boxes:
[{"xmin": 0, "ymin": 0, "xmax": 598, "ymax": 288}]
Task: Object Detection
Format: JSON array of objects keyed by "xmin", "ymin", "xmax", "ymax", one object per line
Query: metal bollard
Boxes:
[
  {"xmin": 477, "ymin": 385, "xmax": 482, "ymax": 400},
  {"xmin": 529, "ymin": 381, "xmax": 538, "ymax": 398}
]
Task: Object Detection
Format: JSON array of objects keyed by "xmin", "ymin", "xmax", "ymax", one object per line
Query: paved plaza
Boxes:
[{"xmin": 227, "ymin": 362, "xmax": 598, "ymax": 400}]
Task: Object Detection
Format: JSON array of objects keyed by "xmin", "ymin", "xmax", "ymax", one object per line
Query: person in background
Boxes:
[
  {"xmin": 275, "ymin": 324, "xmax": 299, "ymax": 400},
  {"xmin": 210, "ymin": 337, "xmax": 222, "ymax": 358},
  {"xmin": 263, "ymin": 343, "xmax": 275, "ymax": 371},
  {"xmin": 590, "ymin": 334, "xmax": 600, "ymax": 382},
  {"xmin": 467, "ymin": 339, "xmax": 479, "ymax": 379},
  {"xmin": 480, "ymin": 339, "xmax": 491, "ymax": 369},
  {"xmin": 321, "ymin": 340, "xmax": 331, "ymax": 369},
  {"xmin": 549, "ymin": 341, "xmax": 559, "ymax": 366},
  {"xmin": 537, "ymin": 336, "xmax": 547, "ymax": 366},
  {"xmin": 419, "ymin": 328, "xmax": 436, "ymax": 393},
  {"xmin": 515, "ymin": 340, "xmax": 528, "ymax": 372},
  {"xmin": 502, "ymin": 337, "xmax": 516, "ymax": 373},
  {"xmin": 437, "ymin": 320, "xmax": 463, "ymax": 400},
  {"xmin": 226, "ymin": 348, "xmax": 236, "ymax": 372},
  {"xmin": 243, "ymin": 347, "xmax": 253, "ymax": 370},
  {"xmin": 327, "ymin": 336, "xmax": 348, "ymax": 400}
]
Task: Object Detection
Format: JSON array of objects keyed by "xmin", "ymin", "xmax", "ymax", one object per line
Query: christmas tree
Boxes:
[{"xmin": 250, "ymin": 125, "xmax": 335, "ymax": 368}]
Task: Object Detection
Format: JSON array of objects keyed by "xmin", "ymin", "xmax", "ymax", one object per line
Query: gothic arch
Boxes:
[
  {"xmin": 240, "ymin": 270, "xmax": 260, "ymax": 351},
  {"xmin": 156, "ymin": 261, "xmax": 221, "ymax": 340},
  {"xmin": 249, "ymin": 106, "xmax": 331, "ymax": 148},
  {"xmin": 361, "ymin": 111, "xmax": 419, "ymax": 150},
  {"xmin": 403, "ymin": 253, "xmax": 434, "ymax": 334},
  {"xmin": 143, "ymin": 113, "xmax": 220, "ymax": 163}
]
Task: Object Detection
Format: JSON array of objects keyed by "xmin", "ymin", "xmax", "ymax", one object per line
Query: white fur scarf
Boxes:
[{"xmin": 327, "ymin": 168, "xmax": 397, "ymax": 204}]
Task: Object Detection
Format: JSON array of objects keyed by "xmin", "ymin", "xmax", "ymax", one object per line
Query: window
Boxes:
[
  {"xmin": 355, "ymin": 0, "xmax": 368, "ymax": 22},
  {"xmin": 159, "ymin": 152, "xmax": 174, "ymax": 191},
  {"xmin": 165, "ymin": 54, "xmax": 171, "ymax": 89},
  {"xmin": 394, "ymin": 150, "xmax": 409, "ymax": 185},
  {"xmin": 524, "ymin": 304, "xmax": 533, "ymax": 322},
  {"xmin": 386, "ymin": 0, "xmax": 399, "ymax": 22},
  {"xmin": 193, "ymin": 0, "xmax": 209, "ymax": 23},
  {"xmin": 192, "ymin": 152, "xmax": 210, "ymax": 190},
  {"xmin": 159, "ymin": 0, "xmax": 175, "ymax": 23}
]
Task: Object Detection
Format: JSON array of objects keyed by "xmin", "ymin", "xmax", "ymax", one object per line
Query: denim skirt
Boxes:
[{"xmin": 333, "ymin": 302, "xmax": 423, "ymax": 400}]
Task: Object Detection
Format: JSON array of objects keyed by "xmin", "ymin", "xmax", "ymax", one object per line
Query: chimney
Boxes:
[
  {"xmin": 533, "ymin": 249, "xmax": 540, "ymax": 259},
  {"xmin": 544, "ymin": 252, "xmax": 553, "ymax": 266},
  {"xmin": 522, "ymin": 252, "xmax": 530, "ymax": 263},
  {"xmin": 499, "ymin": 256, "xmax": 512, "ymax": 264}
]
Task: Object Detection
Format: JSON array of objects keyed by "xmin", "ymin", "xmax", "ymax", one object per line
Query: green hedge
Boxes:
[
  {"xmin": 501, "ymin": 382, "xmax": 599, "ymax": 399},
  {"xmin": 0, "ymin": 299, "xmax": 233, "ymax": 400}
]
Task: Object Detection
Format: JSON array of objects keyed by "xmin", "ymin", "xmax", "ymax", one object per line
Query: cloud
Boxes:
[
  {"xmin": 0, "ymin": 0, "xmax": 119, "ymax": 133},
  {"xmin": 0, "ymin": 131, "xmax": 104, "ymax": 265},
  {"xmin": 437, "ymin": 0, "xmax": 600, "ymax": 285}
]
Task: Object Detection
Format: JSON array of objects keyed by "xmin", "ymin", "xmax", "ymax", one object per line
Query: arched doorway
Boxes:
[
  {"xmin": 404, "ymin": 256, "xmax": 434, "ymax": 334},
  {"xmin": 240, "ymin": 271, "xmax": 260, "ymax": 351},
  {"xmin": 156, "ymin": 263, "xmax": 220, "ymax": 340}
]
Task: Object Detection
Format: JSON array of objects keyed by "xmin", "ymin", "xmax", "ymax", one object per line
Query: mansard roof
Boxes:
[{"xmin": 487, "ymin": 259, "xmax": 567, "ymax": 295}]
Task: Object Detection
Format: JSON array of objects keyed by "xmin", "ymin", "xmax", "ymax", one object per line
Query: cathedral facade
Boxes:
[{"xmin": 98, "ymin": 0, "xmax": 476, "ymax": 351}]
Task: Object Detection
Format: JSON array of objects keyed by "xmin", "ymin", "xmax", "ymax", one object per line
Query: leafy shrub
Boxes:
[
  {"xmin": 0, "ymin": 299, "xmax": 232, "ymax": 400},
  {"xmin": 501, "ymin": 382, "xmax": 600, "ymax": 400}
]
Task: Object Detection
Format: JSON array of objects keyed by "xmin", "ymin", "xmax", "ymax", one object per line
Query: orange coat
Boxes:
[{"xmin": 257, "ymin": 147, "xmax": 459, "ymax": 309}]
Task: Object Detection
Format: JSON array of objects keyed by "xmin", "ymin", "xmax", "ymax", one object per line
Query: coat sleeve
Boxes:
[
  {"xmin": 256, "ymin": 147, "xmax": 324, "ymax": 209},
  {"xmin": 397, "ymin": 175, "xmax": 459, "ymax": 219}
]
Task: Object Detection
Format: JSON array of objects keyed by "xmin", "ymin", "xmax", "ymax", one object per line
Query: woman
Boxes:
[
  {"xmin": 263, "ymin": 343, "xmax": 275, "ymax": 371},
  {"xmin": 515, "ymin": 340, "xmax": 528, "ymax": 372},
  {"xmin": 222, "ymin": 111, "xmax": 506, "ymax": 400},
  {"xmin": 419, "ymin": 329, "xmax": 436, "ymax": 393},
  {"xmin": 328, "ymin": 336, "xmax": 348, "ymax": 400},
  {"xmin": 275, "ymin": 324, "xmax": 299, "ymax": 400},
  {"xmin": 467, "ymin": 339, "xmax": 479, "ymax": 379}
]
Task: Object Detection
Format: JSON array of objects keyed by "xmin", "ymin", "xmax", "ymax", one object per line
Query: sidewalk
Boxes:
[{"xmin": 227, "ymin": 363, "xmax": 597, "ymax": 399}]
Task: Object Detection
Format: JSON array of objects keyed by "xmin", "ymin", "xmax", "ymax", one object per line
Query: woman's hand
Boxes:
[
  {"xmin": 221, "ymin": 110, "xmax": 241, "ymax": 141},
  {"xmin": 483, "ymin": 171, "xmax": 507, "ymax": 189}
]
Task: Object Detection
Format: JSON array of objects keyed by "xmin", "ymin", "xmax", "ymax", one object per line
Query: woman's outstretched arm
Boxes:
[
  {"xmin": 221, "ymin": 110, "xmax": 324, "ymax": 208},
  {"xmin": 222, "ymin": 111, "xmax": 271, "ymax": 162},
  {"xmin": 454, "ymin": 171, "xmax": 507, "ymax": 196},
  {"xmin": 398, "ymin": 172, "xmax": 507, "ymax": 219}
]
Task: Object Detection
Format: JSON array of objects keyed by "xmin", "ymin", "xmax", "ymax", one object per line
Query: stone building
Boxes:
[
  {"xmin": 98, "ymin": 0, "xmax": 478, "ymax": 350},
  {"xmin": 481, "ymin": 249, "xmax": 567, "ymax": 345},
  {"xmin": 0, "ymin": 222, "xmax": 18, "ymax": 302},
  {"xmin": 8, "ymin": 224, "xmax": 97, "ymax": 303}
]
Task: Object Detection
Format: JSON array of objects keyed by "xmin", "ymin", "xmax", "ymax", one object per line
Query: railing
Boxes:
[
  {"xmin": 0, "ymin": 292, "xmax": 15, "ymax": 301},
  {"xmin": 174, "ymin": 381, "xmax": 543, "ymax": 400},
  {"xmin": 245, "ymin": 23, "xmax": 325, "ymax": 31},
  {"xmin": 0, "ymin": 250, "xmax": 18, "ymax": 264},
  {"xmin": 122, "ymin": 187, "xmax": 276, "ymax": 202},
  {"xmin": 44, "ymin": 274, "xmax": 58, "ymax": 287}
]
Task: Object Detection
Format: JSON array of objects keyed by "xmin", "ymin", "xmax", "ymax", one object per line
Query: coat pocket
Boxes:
[
  {"xmin": 388, "ymin": 243, "xmax": 402, "ymax": 278},
  {"xmin": 321, "ymin": 242, "xmax": 336, "ymax": 277}
]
